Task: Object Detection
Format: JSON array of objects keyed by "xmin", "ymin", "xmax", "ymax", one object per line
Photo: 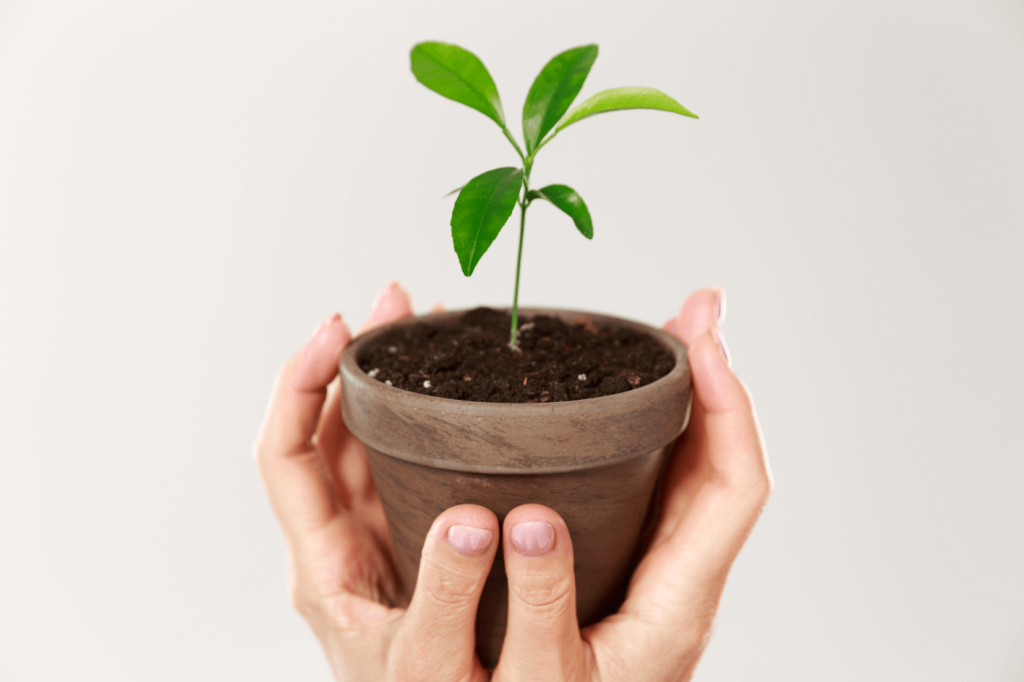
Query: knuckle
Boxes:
[
  {"xmin": 420, "ymin": 567, "xmax": 481, "ymax": 607},
  {"xmin": 289, "ymin": 580, "xmax": 320, "ymax": 620},
  {"xmin": 728, "ymin": 468, "xmax": 772, "ymax": 515},
  {"xmin": 288, "ymin": 568, "xmax": 326, "ymax": 619},
  {"xmin": 511, "ymin": 572, "xmax": 574, "ymax": 615},
  {"xmin": 290, "ymin": 576, "xmax": 358, "ymax": 631},
  {"xmin": 735, "ymin": 377, "xmax": 757, "ymax": 411},
  {"xmin": 746, "ymin": 454, "xmax": 773, "ymax": 505}
]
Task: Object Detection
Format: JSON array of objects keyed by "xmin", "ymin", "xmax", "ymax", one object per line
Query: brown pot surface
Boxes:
[{"xmin": 340, "ymin": 308, "xmax": 692, "ymax": 667}]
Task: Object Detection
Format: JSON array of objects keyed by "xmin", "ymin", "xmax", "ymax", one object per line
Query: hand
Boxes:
[
  {"xmin": 254, "ymin": 283, "xmax": 771, "ymax": 681},
  {"xmin": 255, "ymin": 282, "xmax": 498, "ymax": 681},
  {"xmin": 476, "ymin": 288, "xmax": 772, "ymax": 681}
]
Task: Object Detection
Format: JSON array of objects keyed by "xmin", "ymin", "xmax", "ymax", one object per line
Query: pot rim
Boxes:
[
  {"xmin": 341, "ymin": 306, "xmax": 687, "ymax": 411},
  {"xmin": 339, "ymin": 307, "xmax": 692, "ymax": 474}
]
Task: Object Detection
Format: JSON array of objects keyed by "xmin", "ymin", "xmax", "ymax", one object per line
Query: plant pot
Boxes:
[{"xmin": 339, "ymin": 308, "xmax": 692, "ymax": 667}]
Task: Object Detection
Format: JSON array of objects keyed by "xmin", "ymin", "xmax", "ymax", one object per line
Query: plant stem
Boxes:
[
  {"xmin": 525, "ymin": 130, "xmax": 556, "ymax": 167},
  {"xmin": 502, "ymin": 126, "xmax": 531, "ymax": 347},
  {"xmin": 510, "ymin": 193, "xmax": 528, "ymax": 347}
]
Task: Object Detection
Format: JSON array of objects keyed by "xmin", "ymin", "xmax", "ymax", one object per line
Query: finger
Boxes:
[
  {"xmin": 314, "ymin": 378, "xmax": 345, "ymax": 462},
  {"xmin": 316, "ymin": 382, "xmax": 390, "ymax": 549},
  {"xmin": 320, "ymin": 282, "xmax": 415, "ymax": 505},
  {"xmin": 686, "ymin": 327, "xmax": 769, "ymax": 496},
  {"xmin": 316, "ymin": 385, "xmax": 375, "ymax": 502},
  {"xmin": 496, "ymin": 504, "xmax": 589, "ymax": 678},
  {"xmin": 358, "ymin": 281, "xmax": 414, "ymax": 334},
  {"xmin": 670, "ymin": 286, "xmax": 724, "ymax": 346},
  {"xmin": 391, "ymin": 505, "xmax": 498, "ymax": 680},
  {"xmin": 255, "ymin": 313, "xmax": 351, "ymax": 543},
  {"xmin": 649, "ymin": 285, "xmax": 725, "ymax": 536},
  {"xmin": 625, "ymin": 326, "xmax": 771, "ymax": 623},
  {"xmin": 316, "ymin": 378, "xmax": 375, "ymax": 510},
  {"xmin": 659, "ymin": 326, "xmax": 769, "ymax": 544}
]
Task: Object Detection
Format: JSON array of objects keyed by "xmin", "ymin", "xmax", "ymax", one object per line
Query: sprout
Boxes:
[{"xmin": 411, "ymin": 42, "xmax": 697, "ymax": 346}]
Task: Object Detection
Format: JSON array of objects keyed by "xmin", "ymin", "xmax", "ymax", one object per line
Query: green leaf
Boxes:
[
  {"xmin": 522, "ymin": 45, "xmax": 598, "ymax": 155},
  {"xmin": 527, "ymin": 184, "xmax": 593, "ymax": 239},
  {"xmin": 451, "ymin": 167, "xmax": 524, "ymax": 276},
  {"xmin": 552, "ymin": 86, "xmax": 697, "ymax": 137},
  {"xmin": 410, "ymin": 42, "xmax": 506, "ymax": 127}
]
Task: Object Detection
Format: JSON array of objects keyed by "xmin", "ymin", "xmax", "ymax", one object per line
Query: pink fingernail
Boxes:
[
  {"xmin": 510, "ymin": 521, "xmax": 555, "ymax": 558},
  {"xmin": 370, "ymin": 281, "xmax": 404, "ymax": 317},
  {"xmin": 447, "ymin": 525, "xmax": 493, "ymax": 556},
  {"xmin": 311, "ymin": 312, "xmax": 341, "ymax": 338},
  {"xmin": 710, "ymin": 326, "xmax": 731, "ymax": 367},
  {"xmin": 293, "ymin": 314, "xmax": 349, "ymax": 390},
  {"xmin": 714, "ymin": 286, "xmax": 726, "ymax": 326}
]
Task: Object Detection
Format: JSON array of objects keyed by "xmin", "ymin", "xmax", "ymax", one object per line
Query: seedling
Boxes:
[{"xmin": 411, "ymin": 42, "xmax": 697, "ymax": 346}]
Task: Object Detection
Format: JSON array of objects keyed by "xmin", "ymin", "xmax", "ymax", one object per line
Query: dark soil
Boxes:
[{"xmin": 356, "ymin": 308, "xmax": 674, "ymax": 404}]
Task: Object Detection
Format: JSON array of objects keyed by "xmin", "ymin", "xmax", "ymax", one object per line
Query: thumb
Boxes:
[
  {"xmin": 496, "ymin": 504, "xmax": 587, "ymax": 678},
  {"xmin": 390, "ymin": 505, "xmax": 498, "ymax": 679}
]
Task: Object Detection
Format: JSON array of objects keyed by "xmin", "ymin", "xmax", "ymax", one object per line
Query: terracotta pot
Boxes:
[{"xmin": 339, "ymin": 308, "xmax": 692, "ymax": 667}]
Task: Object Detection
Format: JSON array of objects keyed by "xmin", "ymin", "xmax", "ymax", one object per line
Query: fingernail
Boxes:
[
  {"xmin": 311, "ymin": 312, "xmax": 341, "ymax": 338},
  {"xmin": 447, "ymin": 525, "xmax": 494, "ymax": 556},
  {"xmin": 510, "ymin": 521, "xmax": 555, "ymax": 558},
  {"xmin": 369, "ymin": 281, "xmax": 404, "ymax": 318},
  {"xmin": 294, "ymin": 314, "xmax": 349, "ymax": 390},
  {"xmin": 714, "ymin": 285, "xmax": 726, "ymax": 326},
  {"xmin": 710, "ymin": 326, "xmax": 731, "ymax": 367}
]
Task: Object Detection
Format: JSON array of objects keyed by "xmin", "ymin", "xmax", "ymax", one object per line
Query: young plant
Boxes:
[{"xmin": 411, "ymin": 42, "xmax": 697, "ymax": 346}]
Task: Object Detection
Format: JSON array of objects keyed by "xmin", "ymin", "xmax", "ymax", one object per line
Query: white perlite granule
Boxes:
[
  {"xmin": 578, "ymin": 374, "xmax": 587, "ymax": 381},
  {"xmin": 368, "ymin": 368, "xmax": 379, "ymax": 378},
  {"xmin": 423, "ymin": 380, "xmax": 432, "ymax": 389},
  {"xmin": 385, "ymin": 380, "xmax": 392, "ymax": 386}
]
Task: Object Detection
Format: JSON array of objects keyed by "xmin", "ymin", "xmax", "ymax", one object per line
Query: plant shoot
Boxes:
[{"xmin": 410, "ymin": 42, "xmax": 697, "ymax": 346}]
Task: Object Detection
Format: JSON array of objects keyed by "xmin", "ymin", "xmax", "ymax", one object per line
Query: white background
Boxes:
[{"xmin": 1, "ymin": 0, "xmax": 1022, "ymax": 680}]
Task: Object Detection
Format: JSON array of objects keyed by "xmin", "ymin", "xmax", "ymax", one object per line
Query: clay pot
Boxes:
[{"xmin": 339, "ymin": 308, "xmax": 692, "ymax": 667}]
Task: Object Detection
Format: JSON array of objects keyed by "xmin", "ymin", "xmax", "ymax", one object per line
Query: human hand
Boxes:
[
  {"xmin": 255, "ymin": 284, "xmax": 771, "ymax": 681},
  {"xmin": 502, "ymin": 288, "xmax": 772, "ymax": 680},
  {"xmin": 445, "ymin": 287, "xmax": 771, "ymax": 681},
  {"xmin": 255, "ymin": 282, "xmax": 502, "ymax": 681}
]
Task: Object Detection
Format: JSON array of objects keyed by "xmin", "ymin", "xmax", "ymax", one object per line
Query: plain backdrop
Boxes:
[{"xmin": 1, "ymin": 0, "xmax": 1022, "ymax": 680}]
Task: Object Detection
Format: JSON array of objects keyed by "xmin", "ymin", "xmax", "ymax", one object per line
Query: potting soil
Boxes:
[{"xmin": 356, "ymin": 308, "xmax": 674, "ymax": 403}]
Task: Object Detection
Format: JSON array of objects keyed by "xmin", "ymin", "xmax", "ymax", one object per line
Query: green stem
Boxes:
[
  {"xmin": 510, "ymin": 168, "xmax": 532, "ymax": 347},
  {"xmin": 510, "ymin": 198, "xmax": 528, "ymax": 347},
  {"xmin": 501, "ymin": 126, "xmax": 537, "ymax": 347},
  {"xmin": 525, "ymin": 130, "xmax": 557, "ymax": 167}
]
